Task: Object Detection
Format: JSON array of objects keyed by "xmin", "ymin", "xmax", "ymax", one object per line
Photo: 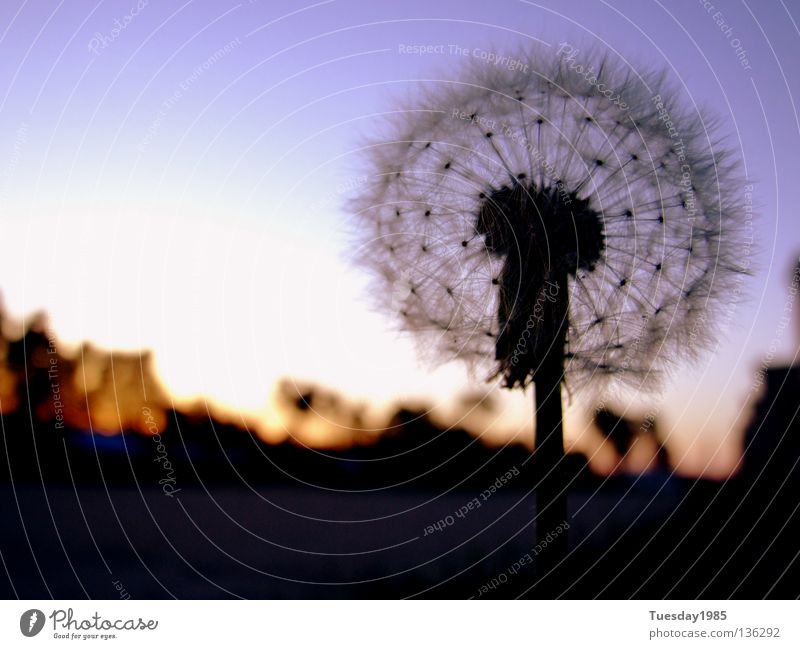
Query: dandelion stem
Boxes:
[{"xmin": 533, "ymin": 268, "xmax": 569, "ymax": 595}]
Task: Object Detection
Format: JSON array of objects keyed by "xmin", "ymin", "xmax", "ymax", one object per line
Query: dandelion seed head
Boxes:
[{"xmin": 350, "ymin": 46, "xmax": 749, "ymax": 394}]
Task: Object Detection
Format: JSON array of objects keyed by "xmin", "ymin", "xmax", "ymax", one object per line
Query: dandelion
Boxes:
[{"xmin": 350, "ymin": 45, "xmax": 749, "ymax": 585}]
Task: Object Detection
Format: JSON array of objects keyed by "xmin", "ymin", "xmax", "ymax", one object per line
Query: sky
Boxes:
[{"xmin": 0, "ymin": 0, "xmax": 798, "ymax": 477}]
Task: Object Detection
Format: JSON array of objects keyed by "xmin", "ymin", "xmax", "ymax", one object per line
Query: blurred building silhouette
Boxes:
[
  {"xmin": 742, "ymin": 255, "xmax": 800, "ymax": 488},
  {"xmin": 743, "ymin": 366, "xmax": 800, "ymax": 487}
]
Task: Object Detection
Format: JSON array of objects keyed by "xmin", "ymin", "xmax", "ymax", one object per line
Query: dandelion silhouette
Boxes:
[{"xmin": 351, "ymin": 46, "xmax": 748, "ymax": 588}]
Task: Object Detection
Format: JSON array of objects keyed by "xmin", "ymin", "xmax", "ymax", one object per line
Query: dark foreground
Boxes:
[{"xmin": 1, "ymin": 472, "xmax": 798, "ymax": 599}]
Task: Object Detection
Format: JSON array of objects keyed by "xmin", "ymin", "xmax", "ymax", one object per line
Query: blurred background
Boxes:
[{"xmin": 0, "ymin": 0, "xmax": 798, "ymax": 598}]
